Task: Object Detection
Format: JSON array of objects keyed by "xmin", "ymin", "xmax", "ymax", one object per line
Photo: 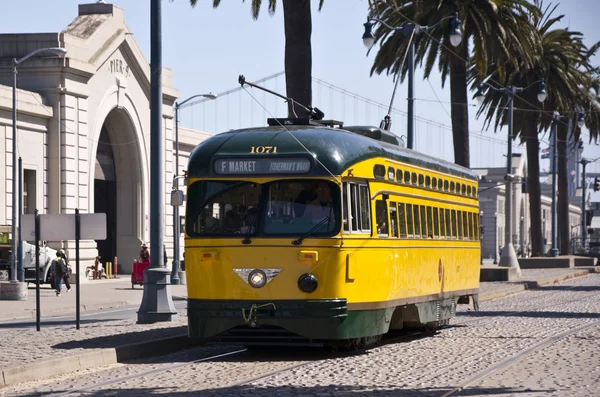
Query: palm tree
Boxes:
[
  {"xmin": 189, "ymin": 0, "xmax": 324, "ymax": 118},
  {"xmin": 474, "ymin": 1, "xmax": 599, "ymax": 256},
  {"xmin": 367, "ymin": 0, "xmax": 539, "ymax": 168}
]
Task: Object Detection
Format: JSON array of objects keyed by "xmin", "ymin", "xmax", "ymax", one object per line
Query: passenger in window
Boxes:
[
  {"xmin": 304, "ymin": 182, "xmax": 335, "ymax": 224},
  {"xmin": 293, "ymin": 182, "xmax": 317, "ymax": 217},
  {"xmin": 224, "ymin": 210, "xmax": 242, "ymax": 230}
]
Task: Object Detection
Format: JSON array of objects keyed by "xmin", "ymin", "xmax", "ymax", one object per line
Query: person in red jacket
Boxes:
[{"xmin": 139, "ymin": 243, "xmax": 150, "ymax": 266}]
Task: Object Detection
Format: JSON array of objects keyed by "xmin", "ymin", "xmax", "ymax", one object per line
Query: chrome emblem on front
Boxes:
[{"xmin": 233, "ymin": 268, "xmax": 282, "ymax": 285}]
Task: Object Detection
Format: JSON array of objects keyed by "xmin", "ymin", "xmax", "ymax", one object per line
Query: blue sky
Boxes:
[{"xmin": 3, "ymin": 0, "xmax": 600, "ymax": 178}]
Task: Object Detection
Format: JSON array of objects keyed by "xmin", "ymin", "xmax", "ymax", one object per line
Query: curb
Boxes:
[
  {"xmin": 1, "ymin": 333, "xmax": 199, "ymax": 387},
  {"xmin": 479, "ymin": 267, "xmax": 599, "ymax": 302}
]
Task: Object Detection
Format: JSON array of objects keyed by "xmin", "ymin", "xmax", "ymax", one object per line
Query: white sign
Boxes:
[{"xmin": 21, "ymin": 213, "xmax": 107, "ymax": 241}]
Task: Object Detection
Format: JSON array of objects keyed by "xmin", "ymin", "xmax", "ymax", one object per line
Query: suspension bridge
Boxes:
[{"xmin": 176, "ymin": 71, "xmax": 600, "ymax": 174}]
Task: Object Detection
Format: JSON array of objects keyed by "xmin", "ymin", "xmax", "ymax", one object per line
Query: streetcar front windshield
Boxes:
[
  {"xmin": 187, "ymin": 181, "xmax": 261, "ymax": 237},
  {"xmin": 263, "ymin": 180, "xmax": 339, "ymax": 236},
  {"xmin": 186, "ymin": 179, "xmax": 340, "ymax": 238}
]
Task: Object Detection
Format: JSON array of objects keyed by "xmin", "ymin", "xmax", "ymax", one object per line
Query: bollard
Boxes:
[
  {"xmin": 113, "ymin": 256, "xmax": 118, "ymax": 278},
  {"xmin": 105, "ymin": 262, "xmax": 110, "ymax": 278}
]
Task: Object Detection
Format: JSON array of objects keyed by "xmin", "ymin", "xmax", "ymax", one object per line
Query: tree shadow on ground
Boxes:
[
  {"xmin": 25, "ymin": 384, "xmax": 554, "ymax": 396},
  {"xmin": 52, "ymin": 325, "xmax": 188, "ymax": 350},
  {"xmin": 457, "ymin": 310, "xmax": 600, "ymax": 319},
  {"xmin": 0, "ymin": 318, "xmax": 118, "ymax": 329}
]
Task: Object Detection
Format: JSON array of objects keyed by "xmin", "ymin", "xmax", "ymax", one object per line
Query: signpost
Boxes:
[{"xmin": 21, "ymin": 210, "xmax": 106, "ymax": 330}]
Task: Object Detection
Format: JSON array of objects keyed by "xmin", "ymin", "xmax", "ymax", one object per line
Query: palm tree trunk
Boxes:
[
  {"xmin": 557, "ymin": 123, "xmax": 570, "ymax": 255},
  {"xmin": 525, "ymin": 131, "xmax": 544, "ymax": 256},
  {"xmin": 448, "ymin": 40, "xmax": 470, "ymax": 168},
  {"xmin": 282, "ymin": 0, "xmax": 312, "ymax": 118}
]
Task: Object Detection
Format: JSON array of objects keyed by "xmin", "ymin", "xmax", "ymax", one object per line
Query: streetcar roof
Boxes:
[{"xmin": 187, "ymin": 125, "xmax": 478, "ymax": 181}]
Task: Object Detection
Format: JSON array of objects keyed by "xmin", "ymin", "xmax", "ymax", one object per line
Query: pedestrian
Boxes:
[
  {"xmin": 163, "ymin": 244, "xmax": 168, "ymax": 267},
  {"xmin": 51, "ymin": 250, "xmax": 67, "ymax": 296},
  {"xmin": 59, "ymin": 250, "xmax": 72, "ymax": 292},
  {"xmin": 139, "ymin": 243, "xmax": 150, "ymax": 266}
]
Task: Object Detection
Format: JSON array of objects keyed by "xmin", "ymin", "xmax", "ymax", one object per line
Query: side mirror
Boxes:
[{"xmin": 171, "ymin": 190, "xmax": 184, "ymax": 207}]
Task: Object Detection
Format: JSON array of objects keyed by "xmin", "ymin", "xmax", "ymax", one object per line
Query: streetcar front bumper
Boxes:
[{"xmin": 188, "ymin": 298, "xmax": 352, "ymax": 342}]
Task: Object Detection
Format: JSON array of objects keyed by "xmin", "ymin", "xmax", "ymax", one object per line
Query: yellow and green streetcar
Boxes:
[{"xmin": 179, "ymin": 114, "xmax": 480, "ymax": 349}]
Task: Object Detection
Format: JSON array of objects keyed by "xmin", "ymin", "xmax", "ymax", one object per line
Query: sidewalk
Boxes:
[
  {"xmin": 0, "ymin": 267, "xmax": 598, "ymax": 388},
  {"xmin": 0, "ymin": 278, "xmax": 188, "ymax": 320}
]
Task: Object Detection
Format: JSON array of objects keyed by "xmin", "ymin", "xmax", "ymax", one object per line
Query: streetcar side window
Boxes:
[
  {"xmin": 474, "ymin": 213, "xmax": 480, "ymax": 240},
  {"xmin": 405, "ymin": 171, "xmax": 411, "ymax": 184},
  {"xmin": 433, "ymin": 207, "xmax": 439, "ymax": 238},
  {"xmin": 420, "ymin": 206, "xmax": 427, "ymax": 238},
  {"xmin": 343, "ymin": 182, "xmax": 371, "ymax": 234},
  {"xmin": 411, "ymin": 172, "xmax": 417, "ymax": 185},
  {"xmin": 444, "ymin": 180, "xmax": 449, "ymax": 192},
  {"xmin": 426, "ymin": 206, "xmax": 433, "ymax": 238},
  {"xmin": 463, "ymin": 211, "xmax": 469, "ymax": 240},
  {"xmin": 388, "ymin": 166, "xmax": 395, "ymax": 180},
  {"xmin": 376, "ymin": 200, "xmax": 389, "ymax": 237},
  {"xmin": 438, "ymin": 178, "xmax": 443, "ymax": 190},
  {"xmin": 425, "ymin": 175, "xmax": 431, "ymax": 188},
  {"xmin": 468, "ymin": 212, "xmax": 474, "ymax": 240},
  {"xmin": 374, "ymin": 164, "xmax": 386, "ymax": 179},
  {"xmin": 390, "ymin": 202, "xmax": 399, "ymax": 238},
  {"xmin": 451, "ymin": 210, "xmax": 457, "ymax": 239},
  {"xmin": 457, "ymin": 210, "xmax": 463, "ymax": 239},
  {"xmin": 413, "ymin": 205, "xmax": 421, "ymax": 237},
  {"xmin": 432, "ymin": 177, "xmax": 437, "ymax": 190},
  {"xmin": 418, "ymin": 174, "xmax": 425, "ymax": 187},
  {"xmin": 343, "ymin": 182, "xmax": 350, "ymax": 232},
  {"xmin": 440, "ymin": 208, "xmax": 446, "ymax": 238},
  {"xmin": 397, "ymin": 169, "xmax": 403, "ymax": 183},
  {"xmin": 359, "ymin": 185, "xmax": 371, "ymax": 232},
  {"xmin": 406, "ymin": 204, "xmax": 414, "ymax": 237},
  {"xmin": 398, "ymin": 203, "xmax": 407, "ymax": 238}
]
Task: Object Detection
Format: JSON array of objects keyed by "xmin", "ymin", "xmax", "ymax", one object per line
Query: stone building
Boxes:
[
  {"xmin": 0, "ymin": 2, "xmax": 210, "ymax": 273},
  {"xmin": 475, "ymin": 154, "xmax": 582, "ymax": 261}
]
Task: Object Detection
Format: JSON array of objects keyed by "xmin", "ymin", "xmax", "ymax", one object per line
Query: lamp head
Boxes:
[
  {"xmin": 577, "ymin": 112, "xmax": 585, "ymax": 128},
  {"xmin": 362, "ymin": 18, "xmax": 375, "ymax": 49},
  {"xmin": 204, "ymin": 93, "xmax": 217, "ymax": 100},
  {"xmin": 537, "ymin": 80, "xmax": 547, "ymax": 103},
  {"xmin": 449, "ymin": 13, "xmax": 462, "ymax": 47},
  {"xmin": 474, "ymin": 84, "xmax": 486, "ymax": 105},
  {"xmin": 47, "ymin": 47, "xmax": 67, "ymax": 57}
]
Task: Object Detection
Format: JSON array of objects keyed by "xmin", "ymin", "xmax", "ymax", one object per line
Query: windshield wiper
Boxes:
[
  {"xmin": 292, "ymin": 215, "xmax": 332, "ymax": 246},
  {"xmin": 241, "ymin": 211, "xmax": 259, "ymax": 245}
]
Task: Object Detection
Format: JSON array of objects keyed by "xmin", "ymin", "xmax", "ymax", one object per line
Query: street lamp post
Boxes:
[
  {"xmin": 362, "ymin": 13, "xmax": 462, "ymax": 149},
  {"xmin": 137, "ymin": 0, "xmax": 177, "ymax": 323},
  {"xmin": 10, "ymin": 47, "xmax": 66, "ymax": 282},
  {"xmin": 548, "ymin": 112, "xmax": 570, "ymax": 257},
  {"xmin": 480, "ymin": 210, "xmax": 484, "ymax": 265},
  {"xmin": 493, "ymin": 212, "xmax": 498, "ymax": 264},
  {"xmin": 474, "ymin": 80, "xmax": 547, "ymax": 274},
  {"xmin": 171, "ymin": 93, "xmax": 216, "ymax": 285}
]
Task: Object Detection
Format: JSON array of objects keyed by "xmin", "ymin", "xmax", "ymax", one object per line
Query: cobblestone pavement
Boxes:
[
  {"xmin": 2, "ymin": 272, "xmax": 599, "ymax": 396},
  {"xmin": 0, "ymin": 267, "xmax": 589, "ymax": 371},
  {"xmin": 0, "ymin": 314, "xmax": 188, "ymax": 368}
]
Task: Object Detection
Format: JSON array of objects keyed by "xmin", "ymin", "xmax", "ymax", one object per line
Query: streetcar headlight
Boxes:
[
  {"xmin": 298, "ymin": 273, "xmax": 318, "ymax": 293},
  {"xmin": 248, "ymin": 269, "xmax": 267, "ymax": 288}
]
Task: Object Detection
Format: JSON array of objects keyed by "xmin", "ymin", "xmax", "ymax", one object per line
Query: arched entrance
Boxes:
[{"xmin": 93, "ymin": 108, "xmax": 145, "ymax": 270}]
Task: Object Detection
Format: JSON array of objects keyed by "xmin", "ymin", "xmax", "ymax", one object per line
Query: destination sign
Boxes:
[{"xmin": 214, "ymin": 158, "xmax": 312, "ymax": 175}]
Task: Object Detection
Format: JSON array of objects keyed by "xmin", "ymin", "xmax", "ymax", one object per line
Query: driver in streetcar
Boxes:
[{"xmin": 303, "ymin": 182, "xmax": 335, "ymax": 225}]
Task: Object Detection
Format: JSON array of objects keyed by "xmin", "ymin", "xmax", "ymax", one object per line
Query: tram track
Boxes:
[
  {"xmin": 44, "ymin": 329, "xmax": 425, "ymax": 396},
  {"xmin": 439, "ymin": 318, "xmax": 600, "ymax": 397}
]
